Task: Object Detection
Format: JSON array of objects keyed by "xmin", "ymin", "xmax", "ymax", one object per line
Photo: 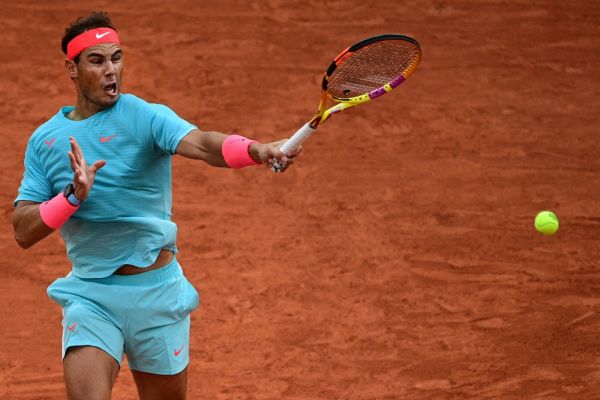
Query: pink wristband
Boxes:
[
  {"xmin": 222, "ymin": 135, "xmax": 261, "ymax": 169},
  {"xmin": 39, "ymin": 193, "xmax": 79, "ymax": 230}
]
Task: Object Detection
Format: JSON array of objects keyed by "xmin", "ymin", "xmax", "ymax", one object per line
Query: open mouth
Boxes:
[{"xmin": 103, "ymin": 82, "xmax": 118, "ymax": 96}]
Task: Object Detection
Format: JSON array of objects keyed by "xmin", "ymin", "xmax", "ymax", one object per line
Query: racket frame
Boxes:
[
  {"xmin": 273, "ymin": 34, "xmax": 421, "ymax": 171},
  {"xmin": 316, "ymin": 34, "xmax": 421, "ymax": 126}
]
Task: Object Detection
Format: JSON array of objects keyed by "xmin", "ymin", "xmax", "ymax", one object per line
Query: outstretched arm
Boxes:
[{"xmin": 175, "ymin": 129, "xmax": 300, "ymax": 171}]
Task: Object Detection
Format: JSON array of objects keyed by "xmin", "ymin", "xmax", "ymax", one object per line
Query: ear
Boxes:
[{"xmin": 65, "ymin": 59, "xmax": 78, "ymax": 80}]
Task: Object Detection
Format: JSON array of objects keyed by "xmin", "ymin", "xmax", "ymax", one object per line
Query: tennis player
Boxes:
[{"xmin": 12, "ymin": 11, "xmax": 298, "ymax": 400}]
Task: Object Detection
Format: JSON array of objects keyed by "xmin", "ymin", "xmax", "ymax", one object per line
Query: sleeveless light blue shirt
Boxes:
[{"xmin": 15, "ymin": 94, "xmax": 197, "ymax": 278}]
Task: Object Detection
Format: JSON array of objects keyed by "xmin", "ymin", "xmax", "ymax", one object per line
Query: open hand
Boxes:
[{"xmin": 67, "ymin": 136, "xmax": 106, "ymax": 201}]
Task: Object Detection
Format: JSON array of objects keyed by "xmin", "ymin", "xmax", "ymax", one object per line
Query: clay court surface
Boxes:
[{"xmin": 1, "ymin": 1, "xmax": 600, "ymax": 399}]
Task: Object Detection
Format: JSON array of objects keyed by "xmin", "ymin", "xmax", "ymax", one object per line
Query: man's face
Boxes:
[{"xmin": 70, "ymin": 43, "xmax": 123, "ymax": 109}]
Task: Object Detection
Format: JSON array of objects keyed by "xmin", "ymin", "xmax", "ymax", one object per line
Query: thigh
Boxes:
[
  {"xmin": 125, "ymin": 270, "xmax": 198, "ymax": 374},
  {"xmin": 64, "ymin": 346, "xmax": 120, "ymax": 400},
  {"xmin": 126, "ymin": 315, "xmax": 191, "ymax": 375},
  {"xmin": 48, "ymin": 275, "xmax": 126, "ymax": 364},
  {"xmin": 131, "ymin": 368, "xmax": 187, "ymax": 400}
]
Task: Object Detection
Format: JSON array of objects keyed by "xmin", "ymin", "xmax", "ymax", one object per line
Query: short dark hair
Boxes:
[{"xmin": 61, "ymin": 11, "xmax": 117, "ymax": 60}]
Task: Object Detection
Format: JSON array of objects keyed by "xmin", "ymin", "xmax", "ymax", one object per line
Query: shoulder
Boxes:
[
  {"xmin": 27, "ymin": 110, "xmax": 65, "ymax": 149},
  {"xmin": 115, "ymin": 93, "xmax": 149, "ymax": 109},
  {"xmin": 115, "ymin": 93, "xmax": 172, "ymax": 114}
]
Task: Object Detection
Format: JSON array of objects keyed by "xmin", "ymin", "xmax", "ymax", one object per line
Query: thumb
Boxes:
[{"xmin": 90, "ymin": 160, "xmax": 107, "ymax": 172}]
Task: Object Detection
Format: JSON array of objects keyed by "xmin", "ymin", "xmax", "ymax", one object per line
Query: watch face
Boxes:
[
  {"xmin": 63, "ymin": 183, "xmax": 81, "ymax": 205},
  {"xmin": 64, "ymin": 183, "xmax": 74, "ymax": 197}
]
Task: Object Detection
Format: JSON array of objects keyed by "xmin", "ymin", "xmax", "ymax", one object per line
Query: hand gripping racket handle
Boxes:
[{"xmin": 272, "ymin": 122, "xmax": 316, "ymax": 173}]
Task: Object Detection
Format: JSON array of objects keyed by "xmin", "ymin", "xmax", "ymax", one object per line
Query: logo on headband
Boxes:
[{"xmin": 67, "ymin": 28, "xmax": 120, "ymax": 60}]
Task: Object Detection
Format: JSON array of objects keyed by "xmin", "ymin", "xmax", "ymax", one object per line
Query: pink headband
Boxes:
[{"xmin": 66, "ymin": 28, "xmax": 120, "ymax": 60}]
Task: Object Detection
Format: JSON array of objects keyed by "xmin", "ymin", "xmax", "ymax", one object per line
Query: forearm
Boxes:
[
  {"xmin": 202, "ymin": 131, "xmax": 230, "ymax": 167},
  {"xmin": 176, "ymin": 128, "xmax": 297, "ymax": 171},
  {"xmin": 176, "ymin": 129, "xmax": 229, "ymax": 167},
  {"xmin": 13, "ymin": 202, "xmax": 54, "ymax": 249}
]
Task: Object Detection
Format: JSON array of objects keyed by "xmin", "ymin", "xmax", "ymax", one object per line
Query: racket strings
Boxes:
[{"xmin": 327, "ymin": 40, "xmax": 420, "ymax": 99}]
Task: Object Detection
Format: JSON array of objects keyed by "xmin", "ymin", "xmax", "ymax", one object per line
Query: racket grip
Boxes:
[
  {"xmin": 272, "ymin": 123, "xmax": 316, "ymax": 173},
  {"xmin": 279, "ymin": 123, "xmax": 316, "ymax": 154}
]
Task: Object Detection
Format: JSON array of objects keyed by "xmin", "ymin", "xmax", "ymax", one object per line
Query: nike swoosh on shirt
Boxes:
[
  {"xmin": 100, "ymin": 134, "xmax": 118, "ymax": 143},
  {"xmin": 44, "ymin": 138, "xmax": 56, "ymax": 147},
  {"xmin": 96, "ymin": 32, "xmax": 111, "ymax": 39}
]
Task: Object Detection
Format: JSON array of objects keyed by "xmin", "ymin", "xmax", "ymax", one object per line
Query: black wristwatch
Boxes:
[{"xmin": 63, "ymin": 183, "xmax": 82, "ymax": 206}]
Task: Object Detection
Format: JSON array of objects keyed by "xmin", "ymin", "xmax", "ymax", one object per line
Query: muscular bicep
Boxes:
[{"xmin": 175, "ymin": 129, "xmax": 228, "ymax": 167}]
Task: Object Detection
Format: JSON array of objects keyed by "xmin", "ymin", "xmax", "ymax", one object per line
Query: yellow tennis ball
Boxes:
[{"xmin": 535, "ymin": 211, "xmax": 559, "ymax": 235}]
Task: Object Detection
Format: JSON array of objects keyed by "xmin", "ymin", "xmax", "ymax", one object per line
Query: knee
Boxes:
[{"xmin": 66, "ymin": 380, "xmax": 113, "ymax": 400}]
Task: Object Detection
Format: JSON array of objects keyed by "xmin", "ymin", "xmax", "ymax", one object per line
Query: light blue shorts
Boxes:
[{"xmin": 47, "ymin": 258, "xmax": 200, "ymax": 375}]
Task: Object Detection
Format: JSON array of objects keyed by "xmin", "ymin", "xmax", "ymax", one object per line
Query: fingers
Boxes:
[
  {"xmin": 273, "ymin": 145, "xmax": 301, "ymax": 165},
  {"xmin": 68, "ymin": 151, "xmax": 87, "ymax": 182},
  {"xmin": 266, "ymin": 154, "xmax": 291, "ymax": 167},
  {"xmin": 69, "ymin": 136, "xmax": 78, "ymax": 156},
  {"xmin": 69, "ymin": 136, "xmax": 86, "ymax": 166},
  {"xmin": 268, "ymin": 153, "xmax": 296, "ymax": 172},
  {"xmin": 73, "ymin": 166, "xmax": 83, "ymax": 185},
  {"xmin": 266, "ymin": 142, "xmax": 302, "ymax": 161},
  {"xmin": 68, "ymin": 151, "xmax": 77, "ymax": 172},
  {"xmin": 68, "ymin": 138, "xmax": 87, "ymax": 181},
  {"xmin": 287, "ymin": 145, "xmax": 302, "ymax": 158},
  {"xmin": 64, "ymin": 138, "xmax": 105, "ymax": 201},
  {"xmin": 260, "ymin": 140, "xmax": 303, "ymax": 173},
  {"xmin": 67, "ymin": 138, "xmax": 105, "ymax": 184},
  {"xmin": 73, "ymin": 137, "xmax": 84, "ymax": 160}
]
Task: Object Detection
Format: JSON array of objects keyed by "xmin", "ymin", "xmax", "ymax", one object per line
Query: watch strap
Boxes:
[{"xmin": 66, "ymin": 192, "xmax": 81, "ymax": 206}]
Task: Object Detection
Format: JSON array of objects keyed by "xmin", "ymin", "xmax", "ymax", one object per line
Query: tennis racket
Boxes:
[{"xmin": 273, "ymin": 34, "xmax": 421, "ymax": 172}]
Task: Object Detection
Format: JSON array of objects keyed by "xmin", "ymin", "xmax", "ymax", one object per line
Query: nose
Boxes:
[{"xmin": 105, "ymin": 60, "xmax": 116, "ymax": 75}]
